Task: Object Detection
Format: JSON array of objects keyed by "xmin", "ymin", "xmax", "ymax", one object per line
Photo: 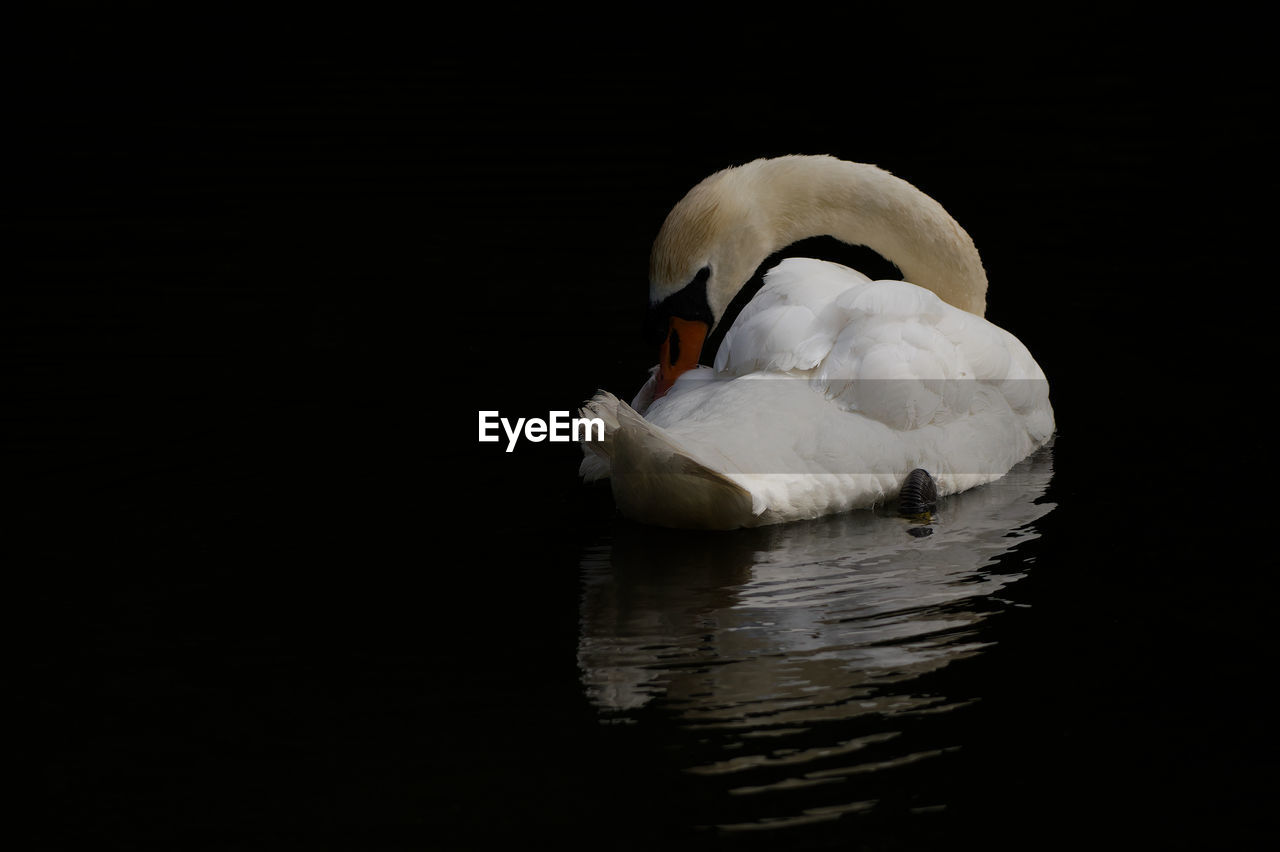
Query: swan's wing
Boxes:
[
  {"xmin": 705, "ymin": 257, "xmax": 1050, "ymax": 435},
  {"xmin": 713, "ymin": 258, "xmax": 869, "ymax": 375},
  {"xmin": 812, "ymin": 278, "xmax": 1051, "ymax": 435},
  {"xmin": 813, "ymin": 280, "xmax": 961, "ymax": 429},
  {"xmin": 936, "ymin": 306, "xmax": 1052, "ymax": 416}
]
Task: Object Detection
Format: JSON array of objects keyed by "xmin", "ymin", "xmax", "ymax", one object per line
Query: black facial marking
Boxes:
[
  {"xmin": 643, "ymin": 238, "xmax": 901, "ymax": 366},
  {"xmin": 644, "ymin": 266, "xmax": 712, "ymax": 347}
]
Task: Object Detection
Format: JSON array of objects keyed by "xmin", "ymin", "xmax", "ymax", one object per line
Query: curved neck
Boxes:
[
  {"xmin": 761, "ymin": 158, "xmax": 987, "ymax": 315},
  {"xmin": 655, "ymin": 156, "xmax": 989, "ymax": 319}
]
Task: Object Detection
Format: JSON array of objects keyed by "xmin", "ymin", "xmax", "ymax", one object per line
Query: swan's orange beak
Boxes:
[{"xmin": 655, "ymin": 316, "xmax": 708, "ymax": 399}]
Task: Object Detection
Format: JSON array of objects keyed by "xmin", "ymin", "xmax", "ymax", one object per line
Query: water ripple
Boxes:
[{"xmin": 578, "ymin": 444, "xmax": 1055, "ymax": 832}]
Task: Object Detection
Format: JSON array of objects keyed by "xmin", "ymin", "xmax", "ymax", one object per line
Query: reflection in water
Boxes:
[{"xmin": 578, "ymin": 445, "xmax": 1054, "ymax": 831}]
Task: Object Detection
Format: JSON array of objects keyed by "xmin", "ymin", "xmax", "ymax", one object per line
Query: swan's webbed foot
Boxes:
[{"xmin": 898, "ymin": 468, "xmax": 938, "ymax": 523}]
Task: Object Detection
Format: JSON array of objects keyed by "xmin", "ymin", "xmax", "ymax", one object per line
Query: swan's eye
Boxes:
[{"xmin": 668, "ymin": 326, "xmax": 681, "ymax": 365}]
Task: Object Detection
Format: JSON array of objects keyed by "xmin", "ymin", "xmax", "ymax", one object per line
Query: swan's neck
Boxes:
[
  {"xmin": 760, "ymin": 158, "xmax": 987, "ymax": 315},
  {"xmin": 652, "ymin": 156, "xmax": 988, "ymax": 320}
]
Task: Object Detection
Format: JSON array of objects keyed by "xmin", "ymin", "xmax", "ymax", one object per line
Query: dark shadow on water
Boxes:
[{"xmin": 577, "ymin": 445, "xmax": 1055, "ymax": 842}]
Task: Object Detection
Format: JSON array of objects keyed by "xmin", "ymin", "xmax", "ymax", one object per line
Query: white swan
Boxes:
[{"xmin": 580, "ymin": 155, "xmax": 1054, "ymax": 529}]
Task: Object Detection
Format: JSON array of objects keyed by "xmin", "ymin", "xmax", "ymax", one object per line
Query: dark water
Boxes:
[
  {"xmin": 577, "ymin": 450, "xmax": 1055, "ymax": 831},
  {"xmin": 16, "ymin": 23, "xmax": 1274, "ymax": 851}
]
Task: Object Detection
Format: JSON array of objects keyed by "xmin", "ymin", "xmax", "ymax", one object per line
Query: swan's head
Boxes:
[{"xmin": 646, "ymin": 166, "xmax": 768, "ymax": 397}]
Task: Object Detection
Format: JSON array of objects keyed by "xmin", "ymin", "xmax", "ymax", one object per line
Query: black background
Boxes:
[{"xmin": 14, "ymin": 10, "xmax": 1274, "ymax": 850}]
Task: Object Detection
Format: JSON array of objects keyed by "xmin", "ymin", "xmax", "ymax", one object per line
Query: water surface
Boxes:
[{"xmin": 577, "ymin": 446, "xmax": 1055, "ymax": 836}]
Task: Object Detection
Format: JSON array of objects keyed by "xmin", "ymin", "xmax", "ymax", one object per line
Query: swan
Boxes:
[{"xmin": 579, "ymin": 155, "xmax": 1054, "ymax": 530}]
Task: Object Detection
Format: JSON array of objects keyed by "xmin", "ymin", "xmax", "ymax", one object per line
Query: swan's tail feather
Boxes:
[
  {"xmin": 577, "ymin": 391, "xmax": 623, "ymax": 482},
  {"xmin": 578, "ymin": 390, "xmax": 754, "ymax": 529}
]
